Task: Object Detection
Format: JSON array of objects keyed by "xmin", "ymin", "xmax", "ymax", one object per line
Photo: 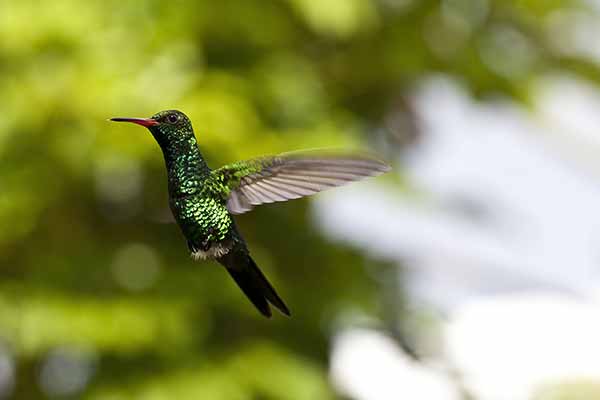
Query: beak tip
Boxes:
[{"xmin": 109, "ymin": 117, "xmax": 159, "ymax": 127}]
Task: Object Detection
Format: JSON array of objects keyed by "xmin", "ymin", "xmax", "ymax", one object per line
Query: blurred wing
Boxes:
[{"xmin": 212, "ymin": 150, "xmax": 391, "ymax": 214}]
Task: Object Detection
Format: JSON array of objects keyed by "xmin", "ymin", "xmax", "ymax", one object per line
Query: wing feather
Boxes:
[
  {"xmin": 252, "ymin": 181, "xmax": 289, "ymax": 202},
  {"xmin": 267, "ymin": 177, "xmax": 323, "ymax": 195},
  {"xmin": 242, "ymin": 185, "xmax": 270, "ymax": 203},
  {"xmin": 213, "ymin": 151, "xmax": 391, "ymax": 214},
  {"xmin": 258, "ymin": 180, "xmax": 304, "ymax": 200}
]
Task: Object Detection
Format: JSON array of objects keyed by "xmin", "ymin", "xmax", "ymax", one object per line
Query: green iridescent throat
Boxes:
[
  {"xmin": 147, "ymin": 114, "xmax": 232, "ymax": 244},
  {"xmin": 149, "ymin": 120, "xmax": 211, "ymax": 198}
]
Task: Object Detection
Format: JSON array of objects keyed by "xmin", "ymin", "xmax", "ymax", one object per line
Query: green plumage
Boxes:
[{"xmin": 110, "ymin": 110, "xmax": 390, "ymax": 317}]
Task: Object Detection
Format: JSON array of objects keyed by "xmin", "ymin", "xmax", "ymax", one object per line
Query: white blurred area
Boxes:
[
  {"xmin": 316, "ymin": 76, "xmax": 600, "ymax": 399},
  {"xmin": 330, "ymin": 328, "xmax": 461, "ymax": 400}
]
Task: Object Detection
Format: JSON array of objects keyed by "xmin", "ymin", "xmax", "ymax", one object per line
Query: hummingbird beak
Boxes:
[{"xmin": 110, "ymin": 117, "xmax": 160, "ymax": 127}]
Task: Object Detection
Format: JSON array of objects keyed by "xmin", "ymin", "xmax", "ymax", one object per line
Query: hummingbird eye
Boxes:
[{"xmin": 166, "ymin": 114, "xmax": 179, "ymax": 124}]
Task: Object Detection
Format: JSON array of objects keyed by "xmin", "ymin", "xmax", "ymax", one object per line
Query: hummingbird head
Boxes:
[{"xmin": 110, "ymin": 110, "xmax": 194, "ymax": 147}]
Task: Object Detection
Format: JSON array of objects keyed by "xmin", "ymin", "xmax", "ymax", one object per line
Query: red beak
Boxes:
[{"xmin": 110, "ymin": 117, "xmax": 159, "ymax": 127}]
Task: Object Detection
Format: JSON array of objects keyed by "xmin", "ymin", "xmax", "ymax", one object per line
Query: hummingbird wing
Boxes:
[{"xmin": 211, "ymin": 150, "xmax": 391, "ymax": 215}]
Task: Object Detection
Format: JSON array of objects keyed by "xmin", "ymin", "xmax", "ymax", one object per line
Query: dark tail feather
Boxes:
[{"xmin": 218, "ymin": 252, "xmax": 290, "ymax": 318}]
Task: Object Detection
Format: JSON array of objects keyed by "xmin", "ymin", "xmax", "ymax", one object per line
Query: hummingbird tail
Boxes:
[{"xmin": 218, "ymin": 252, "xmax": 290, "ymax": 318}]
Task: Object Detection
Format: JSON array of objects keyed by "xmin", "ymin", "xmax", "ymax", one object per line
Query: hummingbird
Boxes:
[{"xmin": 110, "ymin": 110, "xmax": 390, "ymax": 317}]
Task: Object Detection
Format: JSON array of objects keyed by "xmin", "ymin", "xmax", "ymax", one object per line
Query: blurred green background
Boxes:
[{"xmin": 1, "ymin": 0, "xmax": 599, "ymax": 399}]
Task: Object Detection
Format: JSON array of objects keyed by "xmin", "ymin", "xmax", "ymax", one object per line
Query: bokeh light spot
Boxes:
[
  {"xmin": 112, "ymin": 243, "xmax": 162, "ymax": 292},
  {"xmin": 39, "ymin": 347, "xmax": 96, "ymax": 397}
]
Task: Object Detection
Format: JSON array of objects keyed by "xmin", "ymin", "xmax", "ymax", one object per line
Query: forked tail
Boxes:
[{"xmin": 218, "ymin": 251, "xmax": 290, "ymax": 317}]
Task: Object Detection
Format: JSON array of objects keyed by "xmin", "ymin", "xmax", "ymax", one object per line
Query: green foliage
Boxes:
[
  {"xmin": 87, "ymin": 342, "xmax": 333, "ymax": 400},
  {"xmin": 0, "ymin": 0, "xmax": 597, "ymax": 398}
]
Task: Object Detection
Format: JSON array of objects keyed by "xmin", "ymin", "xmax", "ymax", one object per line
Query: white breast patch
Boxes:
[{"xmin": 191, "ymin": 243, "xmax": 231, "ymax": 260}]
